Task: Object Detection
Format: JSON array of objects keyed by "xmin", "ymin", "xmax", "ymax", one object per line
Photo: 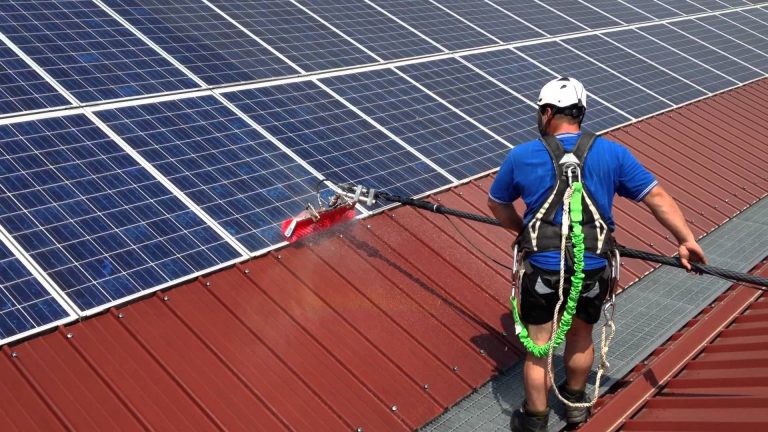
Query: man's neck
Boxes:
[{"xmin": 550, "ymin": 124, "xmax": 581, "ymax": 135}]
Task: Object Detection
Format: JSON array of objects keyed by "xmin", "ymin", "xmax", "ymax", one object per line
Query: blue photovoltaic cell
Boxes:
[
  {"xmin": 686, "ymin": 0, "xmax": 738, "ymax": 10},
  {"xmin": 435, "ymin": 0, "xmax": 546, "ymax": 42},
  {"xmin": 322, "ymin": 68, "xmax": 510, "ymax": 179},
  {"xmin": 621, "ymin": 0, "xmax": 682, "ymax": 19},
  {"xmin": 0, "ymin": 115, "xmax": 242, "ymax": 312},
  {"xmin": 224, "ymin": 81, "xmax": 448, "ymax": 198},
  {"xmin": 671, "ymin": 18, "xmax": 768, "ymax": 73},
  {"xmin": 0, "ymin": 241, "xmax": 72, "ymax": 343},
  {"xmin": 0, "ymin": 0, "xmax": 199, "ymax": 103},
  {"xmin": 371, "ymin": 0, "xmax": 497, "ymax": 51},
  {"xmin": 725, "ymin": 10, "xmax": 768, "ymax": 44},
  {"xmin": 537, "ymin": 0, "xmax": 623, "ymax": 29},
  {"xmin": 102, "ymin": 0, "xmax": 298, "ymax": 85},
  {"xmin": 576, "ymin": 0, "xmax": 655, "ymax": 24},
  {"xmin": 97, "ymin": 96, "xmax": 320, "ymax": 253},
  {"xmin": 605, "ymin": 28, "xmax": 735, "ymax": 93},
  {"xmin": 463, "ymin": 49, "xmax": 630, "ymax": 132},
  {"xmin": 490, "ymin": 0, "xmax": 588, "ymax": 35},
  {"xmin": 297, "ymin": 0, "xmax": 443, "ymax": 60},
  {"xmin": 208, "ymin": 0, "xmax": 376, "ymax": 72},
  {"xmin": 515, "ymin": 42, "xmax": 672, "ymax": 120},
  {"xmin": 661, "ymin": 0, "xmax": 708, "ymax": 14},
  {"xmin": 699, "ymin": 14, "xmax": 768, "ymax": 68},
  {"xmin": 398, "ymin": 58, "xmax": 537, "ymax": 144},
  {"xmin": 0, "ymin": 41, "xmax": 70, "ymax": 116},
  {"xmin": 564, "ymin": 35, "xmax": 707, "ymax": 105},
  {"xmin": 639, "ymin": 24, "xmax": 762, "ymax": 84}
]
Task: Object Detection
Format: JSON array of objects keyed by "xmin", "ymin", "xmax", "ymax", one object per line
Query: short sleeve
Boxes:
[
  {"xmin": 489, "ymin": 150, "xmax": 520, "ymax": 204},
  {"xmin": 616, "ymin": 144, "xmax": 657, "ymax": 201}
]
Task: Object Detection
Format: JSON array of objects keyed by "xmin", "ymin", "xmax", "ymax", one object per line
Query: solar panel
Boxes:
[
  {"xmin": 514, "ymin": 42, "xmax": 673, "ymax": 120},
  {"xmin": 223, "ymin": 81, "xmax": 449, "ymax": 198},
  {"xmin": 621, "ymin": 0, "xmax": 682, "ymax": 19},
  {"xmin": 698, "ymin": 14, "xmax": 768, "ymax": 69},
  {"xmin": 639, "ymin": 24, "xmax": 762, "ymax": 84},
  {"xmin": 688, "ymin": 0, "xmax": 741, "ymax": 10},
  {"xmin": 484, "ymin": 0, "xmax": 586, "ymax": 36},
  {"xmin": 370, "ymin": 0, "xmax": 498, "ymax": 51},
  {"xmin": 0, "ymin": 114, "xmax": 243, "ymax": 312},
  {"xmin": 563, "ymin": 34, "xmax": 707, "ymax": 105},
  {"xmin": 575, "ymin": 0, "xmax": 655, "ymax": 24},
  {"xmin": 463, "ymin": 49, "xmax": 630, "ymax": 132},
  {"xmin": 0, "ymin": 0, "xmax": 199, "ymax": 103},
  {"xmin": 724, "ymin": 9, "xmax": 768, "ymax": 41},
  {"xmin": 604, "ymin": 28, "xmax": 736, "ymax": 93},
  {"xmin": 739, "ymin": 6, "xmax": 768, "ymax": 25},
  {"xmin": 321, "ymin": 68, "xmax": 510, "ymax": 179},
  {"xmin": 0, "ymin": 239, "xmax": 74, "ymax": 344},
  {"xmin": 96, "ymin": 96, "xmax": 321, "ymax": 253},
  {"xmin": 207, "ymin": 0, "xmax": 376, "ymax": 72},
  {"xmin": 670, "ymin": 17, "xmax": 768, "ymax": 73},
  {"xmin": 101, "ymin": 0, "xmax": 298, "ymax": 85},
  {"xmin": 296, "ymin": 0, "xmax": 443, "ymax": 60},
  {"xmin": 0, "ymin": 40, "xmax": 71, "ymax": 116},
  {"xmin": 660, "ymin": 0, "xmax": 709, "ymax": 15},
  {"xmin": 434, "ymin": 0, "xmax": 547, "ymax": 42},
  {"xmin": 709, "ymin": 0, "xmax": 751, "ymax": 6},
  {"xmin": 536, "ymin": 0, "xmax": 623, "ymax": 29},
  {"xmin": 397, "ymin": 58, "xmax": 537, "ymax": 144}
]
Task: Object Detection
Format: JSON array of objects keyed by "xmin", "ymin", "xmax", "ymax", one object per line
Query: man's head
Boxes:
[{"xmin": 537, "ymin": 77, "xmax": 587, "ymax": 136}]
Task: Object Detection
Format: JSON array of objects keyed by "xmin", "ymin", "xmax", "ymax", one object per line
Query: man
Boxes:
[{"xmin": 488, "ymin": 77, "xmax": 706, "ymax": 432}]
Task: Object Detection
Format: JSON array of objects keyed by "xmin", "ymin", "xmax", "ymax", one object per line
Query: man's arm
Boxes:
[
  {"xmin": 642, "ymin": 185, "xmax": 707, "ymax": 271},
  {"xmin": 488, "ymin": 199, "xmax": 524, "ymax": 235}
]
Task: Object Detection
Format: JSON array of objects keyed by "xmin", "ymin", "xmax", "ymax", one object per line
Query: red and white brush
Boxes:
[{"xmin": 280, "ymin": 202, "xmax": 356, "ymax": 243}]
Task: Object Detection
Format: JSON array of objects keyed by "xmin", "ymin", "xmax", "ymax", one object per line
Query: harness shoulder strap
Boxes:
[
  {"xmin": 572, "ymin": 131, "xmax": 598, "ymax": 164},
  {"xmin": 540, "ymin": 134, "xmax": 566, "ymax": 164}
]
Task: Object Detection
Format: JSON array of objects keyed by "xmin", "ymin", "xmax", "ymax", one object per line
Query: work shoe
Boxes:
[
  {"xmin": 511, "ymin": 402, "xmax": 550, "ymax": 432},
  {"xmin": 557, "ymin": 384, "xmax": 589, "ymax": 424}
]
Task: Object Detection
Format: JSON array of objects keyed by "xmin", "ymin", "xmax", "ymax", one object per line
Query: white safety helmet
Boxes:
[{"xmin": 537, "ymin": 77, "xmax": 587, "ymax": 109}]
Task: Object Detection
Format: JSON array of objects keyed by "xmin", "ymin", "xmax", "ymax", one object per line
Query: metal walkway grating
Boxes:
[{"xmin": 422, "ymin": 197, "xmax": 768, "ymax": 432}]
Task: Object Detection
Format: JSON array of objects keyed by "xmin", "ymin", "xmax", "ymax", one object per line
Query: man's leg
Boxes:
[
  {"xmin": 523, "ymin": 322, "xmax": 553, "ymax": 413},
  {"xmin": 563, "ymin": 316, "xmax": 594, "ymax": 391}
]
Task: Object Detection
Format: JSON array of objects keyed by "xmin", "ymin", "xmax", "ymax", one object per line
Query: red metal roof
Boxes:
[
  {"xmin": 583, "ymin": 259, "xmax": 768, "ymax": 432},
  {"xmin": 0, "ymin": 80, "xmax": 766, "ymax": 431}
]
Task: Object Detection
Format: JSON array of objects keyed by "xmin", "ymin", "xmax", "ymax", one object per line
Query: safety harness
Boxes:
[{"xmin": 509, "ymin": 131, "xmax": 619, "ymax": 409}]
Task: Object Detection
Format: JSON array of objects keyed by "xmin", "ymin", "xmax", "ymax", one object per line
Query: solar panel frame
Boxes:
[
  {"xmin": 0, "ymin": 232, "xmax": 75, "ymax": 345},
  {"xmin": 321, "ymin": 68, "xmax": 511, "ymax": 179},
  {"xmin": 370, "ymin": 0, "xmax": 498, "ymax": 51},
  {"xmin": 620, "ymin": 0, "xmax": 683, "ymax": 19},
  {"xmin": 0, "ymin": 113, "xmax": 244, "ymax": 313},
  {"xmin": 484, "ymin": 0, "xmax": 587, "ymax": 36},
  {"xmin": 296, "ymin": 0, "xmax": 444, "ymax": 61},
  {"xmin": 433, "ymin": 0, "xmax": 548, "ymax": 42},
  {"xmin": 462, "ymin": 48, "xmax": 630, "ymax": 132},
  {"xmin": 573, "ymin": 0, "xmax": 655, "ymax": 24},
  {"xmin": 96, "ymin": 95, "xmax": 324, "ymax": 253},
  {"xmin": 222, "ymin": 80, "xmax": 451, "ymax": 200},
  {"xmin": 100, "ymin": 0, "xmax": 299, "ymax": 86},
  {"xmin": 660, "ymin": 0, "xmax": 710, "ymax": 15},
  {"xmin": 536, "ymin": 0, "xmax": 624, "ymax": 29},
  {"xmin": 207, "ymin": 0, "xmax": 377, "ymax": 72},
  {"xmin": 0, "ymin": 0, "xmax": 200, "ymax": 103}
]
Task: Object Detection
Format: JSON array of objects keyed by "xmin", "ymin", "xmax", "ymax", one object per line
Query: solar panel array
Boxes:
[{"xmin": 0, "ymin": 0, "xmax": 766, "ymax": 345}]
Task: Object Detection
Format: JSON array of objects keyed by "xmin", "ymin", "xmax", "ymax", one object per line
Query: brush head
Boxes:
[{"xmin": 281, "ymin": 204, "xmax": 356, "ymax": 243}]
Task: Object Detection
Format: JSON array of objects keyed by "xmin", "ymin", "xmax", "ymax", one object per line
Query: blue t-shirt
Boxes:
[{"xmin": 489, "ymin": 132, "xmax": 657, "ymax": 270}]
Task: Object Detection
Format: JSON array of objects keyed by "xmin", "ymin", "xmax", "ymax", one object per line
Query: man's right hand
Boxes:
[{"xmin": 678, "ymin": 240, "xmax": 707, "ymax": 272}]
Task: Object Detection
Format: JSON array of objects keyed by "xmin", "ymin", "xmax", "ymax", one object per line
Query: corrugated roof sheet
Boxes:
[
  {"xmin": 584, "ymin": 259, "xmax": 768, "ymax": 432},
  {"xmin": 0, "ymin": 80, "xmax": 766, "ymax": 431}
]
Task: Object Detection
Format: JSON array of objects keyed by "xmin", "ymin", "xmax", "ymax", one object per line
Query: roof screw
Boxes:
[
  {"xmin": 502, "ymin": 331, "xmax": 508, "ymax": 336},
  {"xmin": 436, "ymin": 197, "xmax": 441, "ymax": 202},
  {"xmin": 366, "ymin": 224, "xmax": 371, "ymax": 229},
  {"xmin": 10, "ymin": 351, "xmax": 18, "ymax": 358},
  {"xmin": 163, "ymin": 295, "xmax": 170, "ymax": 301},
  {"xmin": 204, "ymin": 281, "xmax": 211, "ymax": 287},
  {"xmin": 480, "ymin": 349, "xmax": 487, "ymax": 356},
  {"xmin": 742, "ymin": 186, "xmax": 747, "ymax": 190},
  {"xmin": 66, "ymin": 332, "xmax": 73, "ymax": 339},
  {"xmin": 243, "ymin": 268, "xmax": 250, "ymax": 274},
  {"xmin": 665, "ymin": 235, "xmax": 670, "ymax": 240},
  {"xmin": 648, "ymin": 242, "xmax": 654, "ymax": 247},
  {"xmin": 453, "ymin": 366, "xmax": 460, "ymax": 373},
  {"xmin": 338, "ymin": 233, "xmax": 343, "ymax": 238},
  {"xmin": 713, "ymin": 205, "xmax": 718, "ymax": 209},
  {"xmin": 277, "ymin": 255, "xmax": 282, "ymax": 259},
  {"xmin": 117, "ymin": 312, "xmax": 125, "ymax": 319},
  {"xmin": 458, "ymin": 192, "xmax": 463, "ymax": 196},
  {"xmin": 725, "ymin": 199, "xmax": 729, "ymax": 203},
  {"xmin": 356, "ymin": 428, "xmax": 364, "ymax": 432},
  {"xmin": 391, "ymin": 405, "xmax": 398, "ymax": 412},
  {"xmin": 423, "ymin": 384, "xmax": 430, "ymax": 391},
  {"xmin": 390, "ymin": 213, "xmax": 395, "ymax": 218},
  {"xmin": 699, "ymin": 210, "xmax": 704, "ymax": 215}
]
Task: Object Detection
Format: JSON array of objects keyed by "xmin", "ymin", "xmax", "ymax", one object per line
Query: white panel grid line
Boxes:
[
  {"xmin": 664, "ymin": 23, "xmax": 765, "ymax": 74},
  {"xmin": 424, "ymin": 0, "xmax": 504, "ymax": 44},
  {"xmin": 509, "ymin": 47, "xmax": 634, "ymax": 120},
  {"xmin": 527, "ymin": 0, "xmax": 591, "ymax": 31},
  {"xmin": 200, "ymin": 0, "xmax": 306, "ymax": 75},
  {"xmin": 363, "ymin": 0, "xmax": 450, "ymax": 53},
  {"xmin": 314, "ymin": 78, "xmax": 460, "ymax": 183},
  {"xmin": 557, "ymin": 41, "xmax": 677, "ymax": 107},
  {"xmin": 597, "ymin": 34, "xmax": 711, "ymax": 95},
  {"xmin": 481, "ymin": 0, "xmax": 553, "ymax": 37},
  {"xmin": 575, "ymin": 0, "xmax": 629, "ymax": 25},
  {"xmin": 391, "ymin": 67, "xmax": 515, "ymax": 148},
  {"xmin": 691, "ymin": 18, "xmax": 768, "ymax": 69},
  {"xmin": 85, "ymin": 111, "xmax": 251, "ymax": 258},
  {"xmin": 454, "ymin": 56, "xmax": 538, "ymax": 109},
  {"xmin": 616, "ymin": 0, "xmax": 658, "ymax": 21},
  {"xmin": 0, "ymin": 34, "xmax": 80, "ymax": 108}
]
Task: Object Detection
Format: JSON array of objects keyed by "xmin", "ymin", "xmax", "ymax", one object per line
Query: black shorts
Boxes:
[{"xmin": 519, "ymin": 263, "xmax": 610, "ymax": 325}]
